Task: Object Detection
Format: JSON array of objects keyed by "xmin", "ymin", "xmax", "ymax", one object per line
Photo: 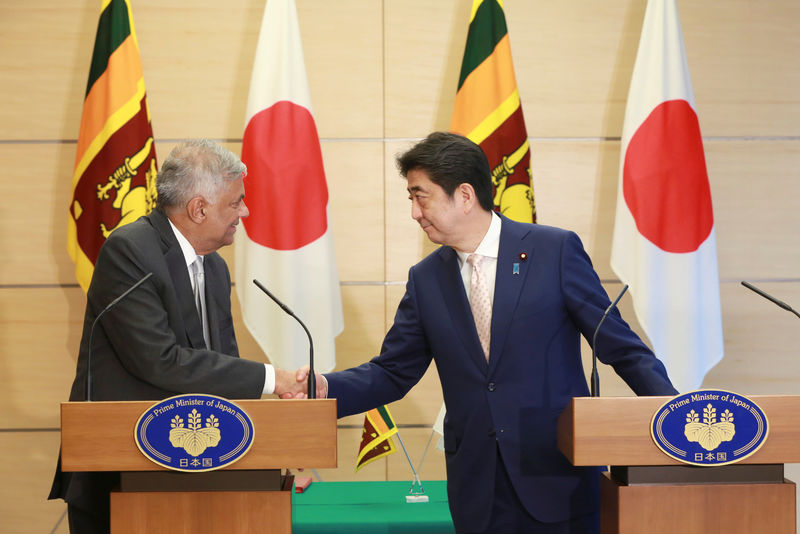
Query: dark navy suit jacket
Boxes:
[{"xmin": 326, "ymin": 216, "xmax": 676, "ymax": 530}]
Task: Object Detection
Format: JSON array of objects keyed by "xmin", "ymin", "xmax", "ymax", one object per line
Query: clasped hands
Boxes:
[{"xmin": 274, "ymin": 365, "xmax": 328, "ymax": 399}]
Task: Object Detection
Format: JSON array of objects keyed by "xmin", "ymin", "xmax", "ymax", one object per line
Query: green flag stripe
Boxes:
[
  {"xmin": 376, "ymin": 405, "xmax": 396, "ymax": 430},
  {"xmin": 457, "ymin": 0, "xmax": 508, "ymax": 90},
  {"xmin": 86, "ymin": 0, "xmax": 132, "ymax": 97}
]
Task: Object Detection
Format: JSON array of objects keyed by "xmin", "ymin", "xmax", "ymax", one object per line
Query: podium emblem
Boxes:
[
  {"xmin": 135, "ymin": 394, "xmax": 255, "ymax": 472},
  {"xmin": 651, "ymin": 390, "xmax": 768, "ymax": 466}
]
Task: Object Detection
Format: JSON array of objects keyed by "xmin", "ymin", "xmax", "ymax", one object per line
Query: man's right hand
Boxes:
[
  {"xmin": 273, "ymin": 366, "xmax": 328, "ymax": 399},
  {"xmin": 281, "ymin": 365, "xmax": 328, "ymax": 399},
  {"xmin": 274, "ymin": 368, "xmax": 307, "ymax": 399}
]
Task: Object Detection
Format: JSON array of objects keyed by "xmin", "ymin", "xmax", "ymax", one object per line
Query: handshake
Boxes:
[{"xmin": 274, "ymin": 365, "xmax": 328, "ymax": 399}]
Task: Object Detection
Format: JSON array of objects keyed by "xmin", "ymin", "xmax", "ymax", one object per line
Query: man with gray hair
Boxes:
[{"xmin": 50, "ymin": 139, "xmax": 304, "ymax": 533}]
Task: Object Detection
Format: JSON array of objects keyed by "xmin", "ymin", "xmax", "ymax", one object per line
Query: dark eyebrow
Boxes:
[{"xmin": 408, "ymin": 185, "xmax": 425, "ymax": 194}]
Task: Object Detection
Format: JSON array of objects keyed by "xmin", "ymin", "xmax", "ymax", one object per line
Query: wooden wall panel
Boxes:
[
  {"xmin": 0, "ymin": 288, "xmax": 83, "ymax": 429},
  {"xmin": 530, "ymin": 140, "xmax": 613, "ymax": 263},
  {"xmin": 707, "ymin": 140, "xmax": 800, "ymax": 280},
  {"xmin": 322, "ymin": 141, "xmax": 385, "ymax": 282},
  {"xmin": 384, "ymin": 0, "xmax": 800, "ymax": 139},
  {"xmin": 0, "ymin": 143, "xmax": 78, "ymax": 285},
  {"xmin": 705, "ymin": 282, "xmax": 800, "ymax": 394},
  {"xmin": 507, "ymin": 1, "xmax": 644, "ymax": 139},
  {"xmin": 5, "ymin": 1, "xmax": 799, "ymax": 141},
  {"xmin": 0, "ymin": 0, "xmax": 384, "ymax": 141},
  {"xmin": 384, "ymin": 0, "xmax": 467, "ymax": 137},
  {"xmin": 682, "ymin": 0, "xmax": 800, "ymax": 136},
  {"xmin": 0, "ymin": 1, "xmax": 94, "ymax": 140},
  {"xmin": 0, "ymin": 432, "xmax": 69, "ymax": 534},
  {"xmin": 332, "ymin": 285, "xmax": 386, "ymax": 374},
  {"xmin": 138, "ymin": 0, "xmax": 384, "ymax": 140},
  {"xmin": 133, "ymin": 1, "xmax": 262, "ymax": 140},
  {"xmin": 295, "ymin": 0, "xmax": 384, "ymax": 138}
]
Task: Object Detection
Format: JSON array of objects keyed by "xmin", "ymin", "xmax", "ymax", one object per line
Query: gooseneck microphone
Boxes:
[
  {"xmin": 590, "ymin": 284, "xmax": 629, "ymax": 397},
  {"xmin": 86, "ymin": 272, "xmax": 154, "ymax": 401},
  {"xmin": 252, "ymin": 279, "xmax": 316, "ymax": 399},
  {"xmin": 741, "ymin": 281, "xmax": 800, "ymax": 319}
]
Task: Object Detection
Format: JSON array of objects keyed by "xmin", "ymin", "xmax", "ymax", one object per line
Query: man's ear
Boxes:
[
  {"xmin": 186, "ymin": 196, "xmax": 207, "ymax": 224},
  {"xmin": 457, "ymin": 183, "xmax": 477, "ymax": 212}
]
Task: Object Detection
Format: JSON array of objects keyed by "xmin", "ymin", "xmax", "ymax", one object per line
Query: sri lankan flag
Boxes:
[
  {"xmin": 68, "ymin": 0, "xmax": 158, "ymax": 292},
  {"xmin": 355, "ymin": 406, "xmax": 398, "ymax": 472},
  {"xmin": 450, "ymin": 0, "xmax": 535, "ymax": 223}
]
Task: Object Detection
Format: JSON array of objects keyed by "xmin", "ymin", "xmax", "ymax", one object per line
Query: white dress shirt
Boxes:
[
  {"xmin": 168, "ymin": 219, "xmax": 275, "ymax": 395},
  {"xmin": 456, "ymin": 212, "xmax": 502, "ymax": 304}
]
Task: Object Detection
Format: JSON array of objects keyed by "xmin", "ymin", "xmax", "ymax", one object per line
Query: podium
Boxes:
[
  {"xmin": 60, "ymin": 399, "xmax": 337, "ymax": 534},
  {"xmin": 557, "ymin": 396, "xmax": 800, "ymax": 534}
]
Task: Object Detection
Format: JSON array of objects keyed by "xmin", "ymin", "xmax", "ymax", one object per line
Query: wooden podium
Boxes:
[
  {"xmin": 557, "ymin": 396, "xmax": 800, "ymax": 534},
  {"xmin": 60, "ymin": 399, "xmax": 337, "ymax": 534}
]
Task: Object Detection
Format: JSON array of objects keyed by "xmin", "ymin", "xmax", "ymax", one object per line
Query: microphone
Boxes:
[
  {"xmin": 741, "ymin": 281, "xmax": 800, "ymax": 319},
  {"xmin": 590, "ymin": 284, "xmax": 629, "ymax": 397},
  {"xmin": 252, "ymin": 279, "xmax": 316, "ymax": 399},
  {"xmin": 86, "ymin": 272, "xmax": 154, "ymax": 401}
]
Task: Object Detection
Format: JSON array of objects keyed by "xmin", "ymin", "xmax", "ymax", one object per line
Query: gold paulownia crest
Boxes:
[
  {"xmin": 169, "ymin": 409, "xmax": 221, "ymax": 457},
  {"xmin": 684, "ymin": 403, "xmax": 735, "ymax": 451}
]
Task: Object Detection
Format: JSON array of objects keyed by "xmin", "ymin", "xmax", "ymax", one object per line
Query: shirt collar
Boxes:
[
  {"xmin": 168, "ymin": 218, "xmax": 201, "ymax": 269},
  {"xmin": 456, "ymin": 212, "xmax": 501, "ymax": 267}
]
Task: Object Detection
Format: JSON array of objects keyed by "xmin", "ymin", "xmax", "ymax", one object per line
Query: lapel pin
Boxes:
[
  {"xmin": 519, "ymin": 252, "xmax": 528, "ymax": 262},
  {"xmin": 513, "ymin": 263, "xmax": 520, "ymax": 275}
]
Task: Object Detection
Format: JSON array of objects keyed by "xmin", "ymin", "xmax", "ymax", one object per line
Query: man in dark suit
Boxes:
[
  {"xmin": 50, "ymin": 139, "xmax": 303, "ymax": 533},
  {"xmin": 298, "ymin": 132, "xmax": 677, "ymax": 533}
]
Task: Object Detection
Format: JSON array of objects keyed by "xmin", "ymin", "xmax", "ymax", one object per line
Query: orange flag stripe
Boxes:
[
  {"xmin": 74, "ymin": 34, "xmax": 145, "ymax": 181},
  {"xmin": 450, "ymin": 34, "xmax": 518, "ymax": 138},
  {"xmin": 366, "ymin": 408, "xmax": 393, "ymax": 435}
]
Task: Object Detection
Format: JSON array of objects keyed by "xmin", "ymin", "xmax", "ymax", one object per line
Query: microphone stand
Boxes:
[
  {"xmin": 86, "ymin": 272, "xmax": 154, "ymax": 401},
  {"xmin": 253, "ymin": 280, "xmax": 316, "ymax": 398},
  {"xmin": 591, "ymin": 284, "xmax": 629, "ymax": 397},
  {"xmin": 741, "ymin": 281, "xmax": 800, "ymax": 319}
]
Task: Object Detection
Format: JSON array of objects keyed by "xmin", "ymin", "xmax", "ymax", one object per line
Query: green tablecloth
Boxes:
[{"xmin": 292, "ymin": 481, "xmax": 456, "ymax": 534}]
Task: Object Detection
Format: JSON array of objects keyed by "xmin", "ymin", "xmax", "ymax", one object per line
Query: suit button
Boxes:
[{"xmin": 487, "ymin": 382, "xmax": 496, "ymax": 392}]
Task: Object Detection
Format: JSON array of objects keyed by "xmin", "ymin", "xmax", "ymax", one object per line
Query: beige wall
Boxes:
[{"xmin": 1, "ymin": 0, "xmax": 798, "ymax": 532}]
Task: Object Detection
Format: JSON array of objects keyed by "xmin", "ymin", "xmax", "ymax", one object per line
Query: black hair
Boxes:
[{"xmin": 396, "ymin": 132, "xmax": 493, "ymax": 211}]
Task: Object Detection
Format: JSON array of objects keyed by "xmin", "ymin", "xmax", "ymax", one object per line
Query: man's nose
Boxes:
[
  {"xmin": 239, "ymin": 200, "xmax": 250, "ymax": 218},
  {"xmin": 411, "ymin": 202, "xmax": 422, "ymax": 221}
]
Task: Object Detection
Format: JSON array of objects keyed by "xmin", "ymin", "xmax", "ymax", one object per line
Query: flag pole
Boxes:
[
  {"xmin": 393, "ymin": 430, "xmax": 429, "ymax": 503},
  {"xmin": 415, "ymin": 428, "xmax": 436, "ymax": 475}
]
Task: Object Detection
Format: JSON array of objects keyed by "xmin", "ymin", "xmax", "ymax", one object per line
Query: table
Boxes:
[{"xmin": 292, "ymin": 480, "xmax": 455, "ymax": 534}]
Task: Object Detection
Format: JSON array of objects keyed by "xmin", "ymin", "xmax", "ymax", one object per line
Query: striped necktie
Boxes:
[
  {"xmin": 191, "ymin": 257, "xmax": 211, "ymax": 349},
  {"xmin": 467, "ymin": 254, "xmax": 491, "ymax": 361}
]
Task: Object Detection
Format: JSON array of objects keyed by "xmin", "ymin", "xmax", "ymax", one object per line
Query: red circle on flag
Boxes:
[
  {"xmin": 241, "ymin": 101, "xmax": 328, "ymax": 250},
  {"xmin": 622, "ymin": 99, "xmax": 713, "ymax": 253}
]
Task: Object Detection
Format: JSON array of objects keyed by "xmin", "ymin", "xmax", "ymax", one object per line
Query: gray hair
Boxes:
[{"xmin": 156, "ymin": 139, "xmax": 247, "ymax": 210}]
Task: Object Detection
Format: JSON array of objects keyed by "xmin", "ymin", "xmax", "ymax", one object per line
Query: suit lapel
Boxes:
[
  {"xmin": 435, "ymin": 247, "xmax": 489, "ymax": 373},
  {"xmin": 151, "ymin": 210, "xmax": 208, "ymax": 350},
  {"xmin": 489, "ymin": 217, "xmax": 533, "ymax": 372}
]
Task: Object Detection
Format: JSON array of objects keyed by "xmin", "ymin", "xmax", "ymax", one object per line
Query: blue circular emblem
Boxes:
[
  {"xmin": 134, "ymin": 394, "xmax": 255, "ymax": 472},
  {"xmin": 651, "ymin": 389, "xmax": 769, "ymax": 466}
]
